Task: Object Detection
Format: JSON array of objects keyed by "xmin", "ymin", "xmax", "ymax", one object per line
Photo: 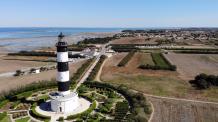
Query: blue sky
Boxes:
[{"xmin": 0, "ymin": 0, "xmax": 218, "ymax": 27}]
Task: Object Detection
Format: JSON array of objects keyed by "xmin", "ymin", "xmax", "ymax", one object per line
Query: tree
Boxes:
[{"xmin": 197, "ymin": 79, "xmax": 210, "ymax": 89}]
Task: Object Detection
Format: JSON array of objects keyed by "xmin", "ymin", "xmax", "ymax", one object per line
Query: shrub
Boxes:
[
  {"xmin": 114, "ymin": 101, "xmax": 129, "ymax": 120},
  {"xmin": 190, "ymin": 73, "xmax": 218, "ymax": 89},
  {"xmin": 14, "ymin": 70, "xmax": 24, "ymax": 76},
  {"xmin": 83, "ymin": 81, "xmax": 151, "ymax": 121},
  {"xmin": 57, "ymin": 117, "xmax": 64, "ymax": 122},
  {"xmin": 29, "ymin": 104, "xmax": 51, "ymax": 121}
]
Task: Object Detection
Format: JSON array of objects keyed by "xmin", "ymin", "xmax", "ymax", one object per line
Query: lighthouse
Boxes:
[{"xmin": 49, "ymin": 33, "xmax": 79, "ymax": 113}]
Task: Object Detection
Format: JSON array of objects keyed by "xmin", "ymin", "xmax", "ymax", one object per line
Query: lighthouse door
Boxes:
[{"xmin": 59, "ymin": 107, "xmax": 62, "ymax": 112}]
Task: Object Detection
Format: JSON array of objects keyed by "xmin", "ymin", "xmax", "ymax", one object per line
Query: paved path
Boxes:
[
  {"xmin": 74, "ymin": 44, "xmax": 108, "ymax": 91},
  {"xmin": 144, "ymin": 93, "xmax": 218, "ymax": 105}
]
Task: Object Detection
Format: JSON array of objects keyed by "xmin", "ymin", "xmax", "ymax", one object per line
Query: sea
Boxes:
[
  {"xmin": 0, "ymin": 27, "xmax": 123, "ymax": 39},
  {"xmin": 0, "ymin": 28, "xmax": 123, "ymax": 52}
]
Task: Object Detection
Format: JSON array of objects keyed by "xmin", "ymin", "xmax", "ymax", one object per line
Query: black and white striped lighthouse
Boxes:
[
  {"xmin": 49, "ymin": 33, "xmax": 79, "ymax": 113},
  {"xmin": 56, "ymin": 33, "xmax": 70, "ymax": 95}
]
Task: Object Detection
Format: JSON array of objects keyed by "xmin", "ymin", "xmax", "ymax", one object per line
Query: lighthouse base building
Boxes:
[
  {"xmin": 49, "ymin": 33, "xmax": 79, "ymax": 113},
  {"xmin": 49, "ymin": 92, "xmax": 79, "ymax": 113}
]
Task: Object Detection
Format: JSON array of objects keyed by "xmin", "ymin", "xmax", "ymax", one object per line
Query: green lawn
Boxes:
[
  {"xmin": 15, "ymin": 117, "xmax": 30, "ymax": 122},
  {"xmin": 139, "ymin": 53, "xmax": 154, "ymax": 66},
  {"xmin": 0, "ymin": 115, "xmax": 10, "ymax": 122},
  {"xmin": 151, "ymin": 53, "xmax": 170, "ymax": 68}
]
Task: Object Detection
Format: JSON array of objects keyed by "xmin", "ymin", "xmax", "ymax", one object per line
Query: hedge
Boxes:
[
  {"xmin": 175, "ymin": 50, "xmax": 218, "ymax": 54},
  {"xmin": 8, "ymin": 51, "xmax": 56, "ymax": 57},
  {"xmin": 0, "ymin": 81, "xmax": 57, "ymax": 104},
  {"xmin": 117, "ymin": 50, "xmax": 136, "ymax": 67},
  {"xmin": 114, "ymin": 101, "xmax": 129, "ymax": 120},
  {"xmin": 29, "ymin": 103, "xmax": 51, "ymax": 121},
  {"xmin": 71, "ymin": 58, "xmax": 94, "ymax": 84},
  {"xmin": 83, "ymin": 81, "xmax": 151, "ymax": 121},
  {"xmin": 111, "ymin": 44, "xmax": 139, "ymax": 52},
  {"xmin": 78, "ymin": 37, "xmax": 116, "ymax": 45}
]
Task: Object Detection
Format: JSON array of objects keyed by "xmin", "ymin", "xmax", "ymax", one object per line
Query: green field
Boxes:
[
  {"xmin": 151, "ymin": 53, "xmax": 170, "ymax": 68},
  {"xmin": 138, "ymin": 53, "xmax": 155, "ymax": 66}
]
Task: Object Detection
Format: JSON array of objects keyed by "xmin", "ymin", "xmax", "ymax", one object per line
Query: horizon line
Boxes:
[{"xmin": 0, "ymin": 26, "xmax": 218, "ymax": 29}]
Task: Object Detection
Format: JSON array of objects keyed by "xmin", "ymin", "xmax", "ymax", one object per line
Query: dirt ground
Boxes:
[
  {"xmin": 148, "ymin": 97, "xmax": 218, "ymax": 122},
  {"xmin": 0, "ymin": 60, "xmax": 86, "ymax": 93},
  {"xmin": 164, "ymin": 53, "xmax": 218, "ymax": 81},
  {"xmin": 101, "ymin": 52, "xmax": 189, "ymax": 97},
  {"xmin": 0, "ymin": 56, "xmax": 53, "ymax": 73},
  {"xmin": 111, "ymin": 37, "xmax": 158, "ymax": 44}
]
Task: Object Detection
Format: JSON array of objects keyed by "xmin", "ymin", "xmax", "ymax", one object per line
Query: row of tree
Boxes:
[
  {"xmin": 71, "ymin": 58, "xmax": 94, "ymax": 84},
  {"xmin": 190, "ymin": 73, "xmax": 218, "ymax": 89},
  {"xmin": 8, "ymin": 51, "xmax": 56, "ymax": 57},
  {"xmin": 78, "ymin": 37, "xmax": 117, "ymax": 45},
  {"xmin": 86, "ymin": 55, "xmax": 107, "ymax": 81},
  {"xmin": 117, "ymin": 50, "xmax": 136, "ymax": 67}
]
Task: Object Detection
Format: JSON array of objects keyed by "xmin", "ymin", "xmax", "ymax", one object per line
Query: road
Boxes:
[{"xmin": 74, "ymin": 44, "xmax": 108, "ymax": 91}]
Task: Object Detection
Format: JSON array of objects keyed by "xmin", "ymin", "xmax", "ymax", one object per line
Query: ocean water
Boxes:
[
  {"xmin": 0, "ymin": 28, "xmax": 122, "ymax": 52},
  {"xmin": 0, "ymin": 27, "xmax": 122, "ymax": 39}
]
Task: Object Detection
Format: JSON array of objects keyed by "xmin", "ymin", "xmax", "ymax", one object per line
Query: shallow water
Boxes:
[{"xmin": 0, "ymin": 28, "xmax": 121, "ymax": 52}]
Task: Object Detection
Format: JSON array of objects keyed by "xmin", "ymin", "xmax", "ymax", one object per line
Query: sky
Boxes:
[{"xmin": 0, "ymin": 0, "xmax": 218, "ymax": 28}]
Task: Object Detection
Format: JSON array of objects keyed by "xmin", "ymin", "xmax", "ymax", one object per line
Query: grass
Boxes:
[
  {"xmin": 103, "ymin": 74, "xmax": 188, "ymax": 97},
  {"xmin": 202, "ymin": 87, "xmax": 218, "ymax": 102},
  {"xmin": 0, "ymin": 100, "xmax": 9, "ymax": 109},
  {"xmin": 15, "ymin": 117, "xmax": 30, "ymax": 122},
  {"xmin": 38, "ymin": 95, "xmax": 49, "ymax": 100},
  {"xmin": 138, "ymin": 53, "xmax": 154, "ymax": 66},
  {"xmin": 16, "ymin": 91, "xmax": 33, "ymax": 99},
  {"xmin": 0, "ymin": 115, "xmax": 10, "ymax": 122},
  {"xmin": 151, "ymin": 53, "xmax": 170, "ymax": 68}
]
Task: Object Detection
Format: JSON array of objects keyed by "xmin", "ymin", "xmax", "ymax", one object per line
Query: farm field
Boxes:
[
  {"xmin": 148, "ymin": 97, "xmax": 218, "ymax": 122},
  {"xmin": 101, "ymin": 52, "xmax": 189, "ymax": 97},
  {"xmin": 0, "ymin": 60, "xmax": 87, "ymax": 93},
  {"xmin": 101, "ymin": 52, "xmax": 218, "ymax": 102},
  {"xmin": 164, "ymin": 53, "xmax": 218, "ymax": 80}
]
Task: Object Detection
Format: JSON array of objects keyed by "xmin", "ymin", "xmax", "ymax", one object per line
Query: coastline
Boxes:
[{"xmin": 0, "ymin": 32, "xmax": 117, "ymax": 52}]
